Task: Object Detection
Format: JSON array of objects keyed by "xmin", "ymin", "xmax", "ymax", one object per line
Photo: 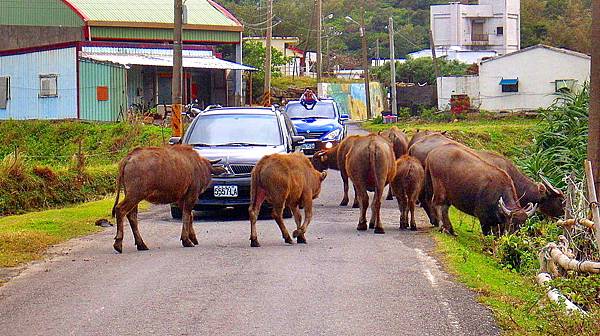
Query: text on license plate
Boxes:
[
  {"xmin": 302, "ymin": 142, "xmax": 315, "ymax": 149},
  {"xmin": 214, "ymin": 185, "xmax": 238, "ymax": 198}
]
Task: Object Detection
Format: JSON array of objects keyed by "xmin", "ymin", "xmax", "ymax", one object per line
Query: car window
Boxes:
[
  {"xmin": 285, "ymin": 102, "xmax": 336, "ymax": 119},
  {"xmin": 186, "ymin": 114, "xmax": 283, "ymax": 146},
  {"xmin": 283, "ymin": 114, "xmax": 298, "ymax": 136}
]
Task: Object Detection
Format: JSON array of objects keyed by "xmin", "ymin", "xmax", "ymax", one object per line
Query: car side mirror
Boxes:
[
  {"xmin": 340, "ymin": 114, "xmax": 350, "ymax": 121},
  {"xmin": 169, "ymin": 137, "xmax": 182, "ymax": 145},
  {"xmin": 292, "ymin": 135, "xmax": 305, "ymax": 146}
]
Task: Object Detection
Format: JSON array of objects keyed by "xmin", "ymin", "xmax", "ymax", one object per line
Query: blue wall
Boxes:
[{"xmin": 0, "ymin": 47, "xmax": 78, "ymax": 119}]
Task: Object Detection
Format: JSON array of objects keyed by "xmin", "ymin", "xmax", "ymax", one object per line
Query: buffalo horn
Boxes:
[
  {"xmin": 524, "ymin": 203, "xmax": 538, "ymax": 217},
  {"xmin": 209, "ymin": 159, "xmax": 222, "ymax": 165},
  {"xmin": 539, "ymin": 175, "xmax": 562, "ymax": 195},
  {"xmin": 498, "ymin": 197, "xmax": 512, "ymax": 216}
]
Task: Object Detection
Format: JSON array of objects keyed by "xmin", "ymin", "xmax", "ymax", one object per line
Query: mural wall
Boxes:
[{"xmin": 318, "ymin": 82, "xmax": 386, "ymax": 120}]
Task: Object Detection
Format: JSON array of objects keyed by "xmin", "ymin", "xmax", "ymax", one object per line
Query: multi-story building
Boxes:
[{"xmin": 430, "ymin": 0, "xmax": 520, "ymax": 55}]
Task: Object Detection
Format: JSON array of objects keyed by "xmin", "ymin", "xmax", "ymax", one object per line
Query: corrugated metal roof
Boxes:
[
  {"xmin": 67, "ymin": 0, "xmax": 241, "ymax": 28},
  {"xmin": 80, "ymin": 46, "xmax": 255, "ymax": 71}
]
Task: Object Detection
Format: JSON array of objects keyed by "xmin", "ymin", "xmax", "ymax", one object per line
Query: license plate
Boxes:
[
  {"xmin": 214, "ymin": 185, "xmax": 238, "ymax": 198},
  {"xmin": 302, "ymin": 142, "xmax": 315, "ymax": 150}
]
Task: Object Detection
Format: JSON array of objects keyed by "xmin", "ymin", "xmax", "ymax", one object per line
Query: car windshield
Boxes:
[
  {"xmin": 285, "ymin": 102, "xmax": 336, "ymax": 119},
  {"xmin": 186, "ymin": 114, "xmax": 282, "ymax": 146}
]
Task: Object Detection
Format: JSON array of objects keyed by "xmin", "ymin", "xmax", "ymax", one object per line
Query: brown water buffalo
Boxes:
[
  {"xmin": 408, "ymin": 130, "xmax": 446, "ymax": 148},
  {"xmin": 426, "ymin": 144, "xmax": 537, "ymax": 235},
  {"xmin": 379, "ymin": 126, "xmax": 409, "ymax": 200},
  {"xmin": 111, "ymin": 145, "xmax": 225, "ymax": 253},
  {"xmin": 312, "ymin": 135, "xmax": 363, "ymax": 208},
  {"xmin": 477, "ymin": 151, "xmax": 564, "ymax": 218},
  {"xmin": 390, "ymin": 155, "xmax": 425, "ymax": 231},
  {"xmin": 346, "ymin": 134, "xmax": 396, "ymax": 233},
  {"xmin": 248, "ymin": 152, "xmax": 327, "ymax": 247}
]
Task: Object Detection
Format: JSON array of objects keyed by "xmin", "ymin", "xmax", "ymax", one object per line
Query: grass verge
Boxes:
[{"xmin": 0, "ymin": 198, "xmax": 116, "ymax": 268}]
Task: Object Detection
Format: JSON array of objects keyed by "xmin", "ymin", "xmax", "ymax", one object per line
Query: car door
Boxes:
[{"xmin": 282, "ymin": 113, "xmax": 300, "ymax": 152}]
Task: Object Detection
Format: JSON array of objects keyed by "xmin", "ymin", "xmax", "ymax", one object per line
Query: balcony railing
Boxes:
[{"xmin": 471, "ymin": 34, "xmax": 489, "ymax": 42}]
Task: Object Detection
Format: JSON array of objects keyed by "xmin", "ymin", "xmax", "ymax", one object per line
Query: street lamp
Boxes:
[{"xmin": 345, "ymin": 14, "xmax": 372, "ymax": 119}]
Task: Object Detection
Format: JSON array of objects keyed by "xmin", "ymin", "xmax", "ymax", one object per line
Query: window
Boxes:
[
  {"xmin": 500, "ymin": 78, "xmax": 519, "ymax": 93},
  {"xmin": 555, "ymin": 79, "xmax": 576, "ymax": 93},
  {"xmin": 39, "ymin": 74, "xmax": 58, "ymax": 98},
  {"xmin": 496, "ymin": 27, "xmax": 504, "ymax": 35},
  {"xmin": 0, "ymin": 76, "xmax": 9, "ymax": 109}
]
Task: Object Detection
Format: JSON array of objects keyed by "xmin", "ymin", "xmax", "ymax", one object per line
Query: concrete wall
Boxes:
[
  {"xmin": 0, "ymin": 47, "xmax": 78, "ymax": 119},
  {"xmin": 318, "ymin": 82, "xmax": 386, "ymax": 120},
  {"xmin": 397, "ymin": 85, "xmax": 436, "ymax": 110},
  {"xmin": 479, "ymin": 47, "xmax": 590, "ymax": 111},
  {"xmin": 437, "ymin": 76, "xmax": 480, "ymax": 110},
  {"xmin": 0, "ymin": 26, "xmax": 83, "ymax": 51}
]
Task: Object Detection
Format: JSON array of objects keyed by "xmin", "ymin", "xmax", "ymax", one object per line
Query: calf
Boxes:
[
  {"xmin": 249, "ymin": 153, "xmax": 327, "ymax": 247},
  {"xmin": 390, "ymin": 155, "xmax": 425, "ymax": 231},
  {"xmin": 346, "ymin": 134, "xmax": 396, "ymax": 233},
  {"xmin": 379, "ymin": 126, "xmax": 409, "ymax": 200},
  {"xmin": 111, "ymin": 145, "xmax": 224, "ymax": 253},
  {"xmin": 426, "ymin": 144, "xmax": 537, "ymax": 235}
]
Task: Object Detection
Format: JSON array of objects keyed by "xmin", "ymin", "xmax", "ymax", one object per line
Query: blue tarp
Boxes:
[{"xmin": 499, "ymin": 78, "xmax": 519, "ymax": 85}]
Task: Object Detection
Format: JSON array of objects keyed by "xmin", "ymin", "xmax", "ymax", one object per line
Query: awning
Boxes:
[
  {"xmin": 80, "ymin": 51, "xmax": 256, "ymax": 71},
  {"xmin": 499, "ymin": 78, "xmax": 518, "ymax": 85}
]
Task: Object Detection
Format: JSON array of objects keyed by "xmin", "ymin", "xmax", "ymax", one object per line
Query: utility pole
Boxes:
[
  {"xmin": 316, "ymin": 0, "xmax": 323, "ymax": 83},
  {"xmin": 388, "ymin": 17, "xmax": 397, "ymax": 116},
  {"xmin": 262, "ymin": 0, "xmax": 273, "ymax": 106},
  {"xmin": 360, "ymin": 3, "xmax": 372, "ymax": 119},
  {"xmin": 591, "ymin": 0, "xmax": 600, "ymax": 194},
  {"xmin": 171, "ymin": 0, "xmax": 183, "ymax": 137},
  {"xmin": 375, "ymin": 38, "xmax": 380, "ymax": 64},
  {"xmin": 429, "ymin": 29, "xmax": 441, "ymax": 107}
]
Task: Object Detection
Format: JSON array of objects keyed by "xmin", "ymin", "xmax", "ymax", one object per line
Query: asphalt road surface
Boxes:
[{"xmin": 0, "ymin": 124, "xmax": 499, "ymax": 336}]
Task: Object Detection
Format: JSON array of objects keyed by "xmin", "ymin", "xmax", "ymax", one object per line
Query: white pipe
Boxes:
[{"xmin": 536, "ymin": 273, "xmax": 587, "ymax": 314}]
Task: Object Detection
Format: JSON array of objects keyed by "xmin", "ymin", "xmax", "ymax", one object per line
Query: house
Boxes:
[
  {"xmin": 436, "ymin": 45, "xmax": 591, "ymax": 112},
  {"xmin": 430, "ymin": 0, "xmax": 520, "ymax": 55},
  {"xmin": 243, "ymin": 37, "xmax": 314, "ymax": 77},
  {"xmin": 407, "ymin": 47, "xmax": 496, "ymax": 64},
  {"xmin": 0, "ymin": 0, "xmax": 252, "ymax": 121}
]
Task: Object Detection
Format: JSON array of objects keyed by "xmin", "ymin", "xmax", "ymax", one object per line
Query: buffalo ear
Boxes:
[
  {"xmin": 320, "ymin": 171, "xmax": 327, "ymax": 180},
  {"xmin": 320, "ymin": 154, "xmax": 328, "ymax": 162},
  {"xmin": 537, "ymin": 183, "xmax": 548, "ymax": 195}
]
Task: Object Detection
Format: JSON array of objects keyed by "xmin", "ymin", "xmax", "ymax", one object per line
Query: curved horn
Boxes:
[
  {"xmin": 524, "ymin": 202, "xmax": 538, "ymax": 217},
  {"xmin": 498, "ymin": 197, "xmax": 512, "ymax": 216},
  {"xmin": 539, "ymin": 175, "xmax": 562, "ymax": 195},
  {"xmin": 209, "ymin": 159, "xmax": 222, "ymax": 165}
]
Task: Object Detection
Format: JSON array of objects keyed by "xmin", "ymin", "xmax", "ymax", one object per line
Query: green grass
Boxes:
[
  {"xmin": 364, "ymin": 117, "xmax": 540, "ymax": 158},
  {"xmin": 271, "ymin": 76, "xmax": 362, "ymax": 90},
  {"xmin": 0, "ymin": 198, "xmax": 115, "ymax": 267}
]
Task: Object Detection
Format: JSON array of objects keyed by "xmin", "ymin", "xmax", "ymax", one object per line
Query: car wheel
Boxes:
[{"xmin": 171, "ymin": 206, "xmax": 183, "ymax": 219}]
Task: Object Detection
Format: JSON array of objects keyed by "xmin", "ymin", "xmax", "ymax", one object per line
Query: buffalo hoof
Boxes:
[
  {"xmin": 357, "ymin": 223, "xmax": 368, "ymax": 231},
  {"xmin": 181, "ymin": 238, "xmax": 195, "ymax": 248},
  {"xmin": 136, "ymin": 242, "xmax": 149, "ymax": 251},
  {"xmin": 340, "ymin": 199, "xmax": 349, "ymax": 206},
  {"xmin": 296, "ymin": 235, "xmax": 307, "ymax": 244},
  {"xmin": 410, "ymin": 226, "xmax": 417, "ymax": 231},
  {"xmin": 113, "ymin": 241, "xmax": 123, "ymax": 254},
  {"xmin": 250, "ymin": 239, "xmax": 261, "ymax": 247},
  {"xmin": 284, "ymin": 237, "xmax": 294, "ymax": 245},
  {"xmin": 386, "ymin": 195, "xmax": 393, "ymax": 201},
  {"xmin": 352, "ymin": 202, "xmax": 360, "ymax": 209},
  {"xmin": 374, "ymin": 227, "xmax": 385, "ymax": 234},
  {"xmin": 190, "ymin": 236, "xmax": 199, "ymax": 245},
  {"xmin": 398, "ymin": 225, "xmax": 405, "ymax": 230},
  {"xmin": 292, "ymin": 229, "xmax": 302, "ymax": 238},
  {"xmin": 368, "ymin": 223, "xmax": 375, "ymax": 229}
]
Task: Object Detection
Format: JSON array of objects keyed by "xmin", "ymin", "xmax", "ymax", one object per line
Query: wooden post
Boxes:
[
  {"xmin": 590, "ymin": 0, "xmax": 600, "ymax": 196},
  {"xmin": 585, "ymin": 160, "xmax": 600, "ymax": 247}
]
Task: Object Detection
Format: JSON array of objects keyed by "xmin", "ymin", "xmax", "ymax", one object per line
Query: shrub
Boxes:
[
  {"xmin": 32, "ymin": 166, "xmax": 57, "ymax": 182},
  {"xmin": 0, "ymin": 150, "xmax": 26, "ymax": 180}
]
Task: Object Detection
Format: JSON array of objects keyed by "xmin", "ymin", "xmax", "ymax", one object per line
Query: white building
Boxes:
[
  {"xmin": 431, "ymin": 0, "xmax": 520, "ymax": 55},
  {"xmin": 408, "ymin": 46, "xmax": 496, "ymax": 64},
  {"xmin": 437, "ymin": 45, "xmax": 591, "ymax": 112}
]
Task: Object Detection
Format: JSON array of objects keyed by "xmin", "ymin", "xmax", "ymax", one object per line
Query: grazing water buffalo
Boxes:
[
  {"xmin": 408, "ymin": 130, "xmax": 446, "ymax": 148},
  {"xmin": 426, "ymin": 144, "xmax": 537, "ymax": 235},
  {"xmin": 112, "ymin": 145, "xmax": 225, "ymax": 253},
  {"xmin": 478, "ymin": 151, "xmax": 564, "ymax": 218},
  {"xmin": 379, "ymin": 126, "xmax": 409, "ymax": 200},
  {"xmin": 249, "ymin": 153, "xmax": 327, "ymax": 247},
  {"xmin": 390, "ymin": 155, "xmax": 425, "ymax": 231},
  {"xmin": 313, "ymin": 135, "xmax": 363, "ymax": 208},
  {"xmin": 346, "ymin": 134, "xmax": 396, "ymax": 233}
]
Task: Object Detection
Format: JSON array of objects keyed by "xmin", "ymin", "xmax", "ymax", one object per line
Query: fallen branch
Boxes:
[{"xmin": 536, "ymin": 272, "xmax": 587, "ymax": 314}]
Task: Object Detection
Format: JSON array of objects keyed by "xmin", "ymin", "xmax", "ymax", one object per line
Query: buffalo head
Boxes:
[
  {"xmin": 311, "ymin": 151, "xmax": 330, "ymax": 172},
  {"xmin": 499, "ymin": 197, "xmax": 537, "ymax": 233},
  {"xmin": 537, "ymin": 175, "xmax": 565, "ymax": 218}
]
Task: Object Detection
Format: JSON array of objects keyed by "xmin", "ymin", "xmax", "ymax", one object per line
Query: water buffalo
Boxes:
[
  {"xmin": 346, "ymin": 134, "xmax": 396, "ymax": 233},
  {"xmin": 478, "ymin": 151, "xmax": 564, "ymax": 218},
  {"xmin": 112, "ymin": 145, "xmax": 225, "ymax": 253},
  {"xmin": 390, "ymin": 155, "xmax": 425, "ymax": 231},
  {"xmin": 426, "ymin": 144, "xmax": 537, "ymax": 235},
  {"xmin": 249, "ymin": 152, "xmax": 327, "ymax": 247},
  {"xmin": 408, "ymin": 130, "xmax": 446, "ymax": 148},
  {"xmin": 313, "ymin": 135, "xmax": 363, "ymax": 208},
  {"xmin": 379, "ymin": 126, "xmax": 409, "ymax": 200}
]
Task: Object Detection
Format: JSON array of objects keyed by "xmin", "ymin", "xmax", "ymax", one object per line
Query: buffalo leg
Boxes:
[
  {"xmin": 249, "ymin": 187, "xmax": 267, "ymax": 247},
  {"xmin": 340, "ymin": 171, "xmax": 350, "ymax": 206},
  {"xmin": 113, "ymin": 198, "xmax": 137, "ymax": 253},
  {"xmin": 372, "ymin": 186, "xmax": 385, "ymax": 234},
  {"xmin": 272, "ymin": 205, "xmax": 293, "ymax": 244},
  {"xmin": 397, "ymin": 195, "xmax": 408, "ymax": 230},
  {"xmin": 420, "ymin": 177, "xmax": 439, "ymax": 226},
  {"xmin": 409, "ymin": 198, "xmax": 417, "ymax": 231},
  {"xmin": 126, "ymin": 205, "xmax": 149, "ymax": 251},
  {"xmin": 291, "ymin": 204, "xmax": 306, "ymax": 243},
  {"xmin": 356, "ymin": 187, "xmax": 369, "ymax": 231},
  {"xmin": 351, "ymin": 184, "xmax": 360, "ymax": 208},
  {"xmin": 386, "ymin": 186, "xmax": 394, "ymax": 200},
  {"xmin": 295, "ymin": 193, "xmax": 314, "ymax": 244},
  {"xmin": 180, "ymin": 202, "xmax": 195, "ymax": 247}
]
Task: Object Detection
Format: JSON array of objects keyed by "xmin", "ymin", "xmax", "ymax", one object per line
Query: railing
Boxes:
[{"xmin": 470, "ymin": 34, "xmax": 489, "ymax": 42}]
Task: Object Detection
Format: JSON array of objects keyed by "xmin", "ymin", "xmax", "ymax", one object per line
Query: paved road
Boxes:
[{"xmin": 0, "ymin": 124, "xmax": 498, "ymax": 336}]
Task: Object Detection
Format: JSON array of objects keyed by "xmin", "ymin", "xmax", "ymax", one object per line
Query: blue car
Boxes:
[{"xmin": 284, "ymin": 99, "xmax": 349, "ymax": 155}]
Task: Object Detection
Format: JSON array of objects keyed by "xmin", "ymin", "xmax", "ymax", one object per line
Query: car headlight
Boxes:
[{"xmin": 322, "ymin": 129, "xmax": 341, "ymax": 141}]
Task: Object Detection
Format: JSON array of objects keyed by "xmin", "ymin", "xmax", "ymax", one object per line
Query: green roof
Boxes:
[{"xmin": 69, "ymin": 0, "xmax": 242, "ymax": 29}]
